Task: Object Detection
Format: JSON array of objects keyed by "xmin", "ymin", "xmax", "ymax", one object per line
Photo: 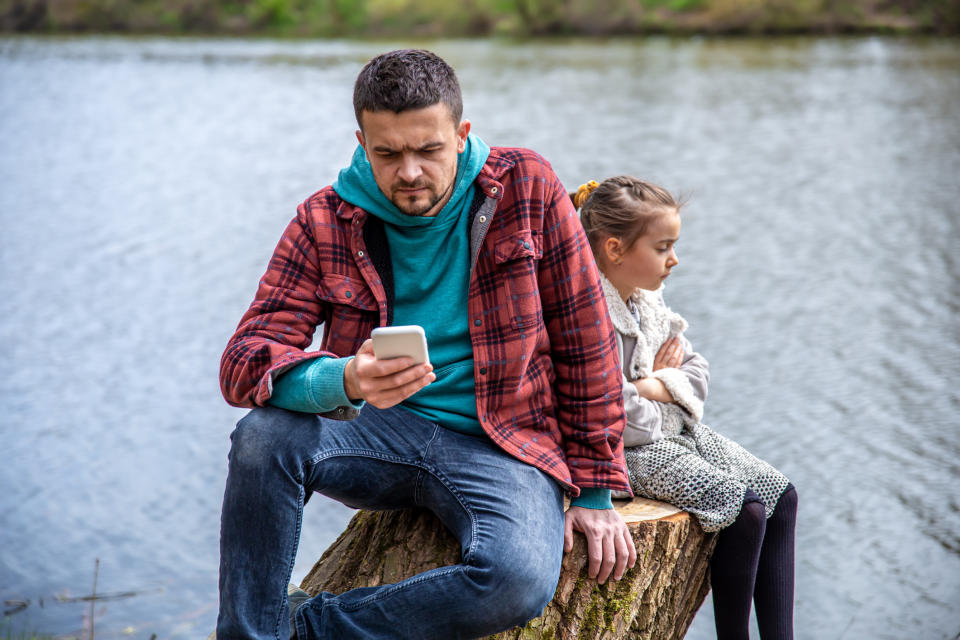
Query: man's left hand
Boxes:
[{"xmin": 563, "ymin": 506, "xmax": 637, "ymax": 584}]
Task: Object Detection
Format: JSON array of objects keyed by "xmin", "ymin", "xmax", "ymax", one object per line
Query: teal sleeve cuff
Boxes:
[
  {"xmin": 268, "ymin": 356, "xmax": 365, "ymax": 414},
  {"xmin": 570, "ymin": 488, "xmax": 613, "ymax": 510}
]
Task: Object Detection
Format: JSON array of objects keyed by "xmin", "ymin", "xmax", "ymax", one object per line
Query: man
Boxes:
[{"xmin": 218, "ymin": 49, "xmax": 636, "ymax": 640}]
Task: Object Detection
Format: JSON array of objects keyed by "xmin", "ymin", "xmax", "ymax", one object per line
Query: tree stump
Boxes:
[{"xmin": 300, "ymin": 497, "xmax": 717, "ymax": 639}]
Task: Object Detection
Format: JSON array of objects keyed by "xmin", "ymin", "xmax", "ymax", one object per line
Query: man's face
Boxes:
[{"xmin": 357, "ymin": 103, "xmax": 470, "ymax": 217}]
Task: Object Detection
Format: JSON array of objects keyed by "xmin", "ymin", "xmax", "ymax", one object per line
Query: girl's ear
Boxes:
[{"xmin": 603, "ymin": 236, "xmax": 623, "ymax": 265}]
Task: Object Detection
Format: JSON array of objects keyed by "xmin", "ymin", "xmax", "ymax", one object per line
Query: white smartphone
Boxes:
[{"xmin": 371, "ymin": 325, "xmax": 430, "ymax": 365}]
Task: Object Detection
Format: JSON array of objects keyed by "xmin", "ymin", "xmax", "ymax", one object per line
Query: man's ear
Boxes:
[
  {"xmin": 456, "ymin": 119, "xmax": 471, "ymax": 153},
  {"xmin": 603, "ymin": 236, "xmax": 623, "ymax": 265},
  {"xmin": 356, "ymin": 129, "xmax": 366, "ymax": 150}
]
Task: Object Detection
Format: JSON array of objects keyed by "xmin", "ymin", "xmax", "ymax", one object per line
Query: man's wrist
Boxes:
[
  {"xmin": 343, "ymin": 357, "xmax": 361, "ymax": 402},
  {"xmin": 570, "ymin": 488, "xmax": 613, "ymax": 510}
]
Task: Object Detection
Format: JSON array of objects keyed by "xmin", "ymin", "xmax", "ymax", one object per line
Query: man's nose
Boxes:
[{"xmin": 397, "ymin": 154, "xmax": 423, "ymax": 184}]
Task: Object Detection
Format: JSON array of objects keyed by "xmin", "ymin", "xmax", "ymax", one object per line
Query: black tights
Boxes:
[{"xmin": 710, "ymin": 484, "xmax": 797, "ymax": 640}]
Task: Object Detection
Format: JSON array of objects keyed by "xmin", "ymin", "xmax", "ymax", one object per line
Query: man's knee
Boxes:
[
  {"xmin": 470, "ymin": 556, "xmax": 559, "ymax": 629},
  {"xmin": 229, "ymin": 406, "xmax": 313, "ymax": 471}
]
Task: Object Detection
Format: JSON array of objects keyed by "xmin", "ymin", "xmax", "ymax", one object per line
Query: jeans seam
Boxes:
[
  {"xmin": 419, "ymin": 426, "xmax": 480, "ymax": 564},
  {"xmin": 277, "ymin": 479, "xmax": 305, "ymax": 639},
  {"xmin": 323, "ymin": 565, "xmax": 465, "ymax": 613},
  {"xmin": 415, "ymin": 424, "xmax": 443, "ymax": 506},
  {"xmin": 308, "ymin": 448, "xmax": 421, "ymax": 468}
]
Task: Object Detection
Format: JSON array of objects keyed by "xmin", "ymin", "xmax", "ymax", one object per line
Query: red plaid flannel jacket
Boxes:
[{"xmin": 220, "ymin": 147, "xmax": 630, "ymax": 495}]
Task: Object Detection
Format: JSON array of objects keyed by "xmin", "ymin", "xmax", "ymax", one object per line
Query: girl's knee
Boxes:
[
  {"xmin": 771, "ymin": 484, "xmax": 798, "ymax": 524},
  {"xmin": 740, "ymin": 490, "xmax": 767, "ymax": 527},
  {"xmin": 780, "ymin": 483, "xmax": 798, "ymax": 510}
]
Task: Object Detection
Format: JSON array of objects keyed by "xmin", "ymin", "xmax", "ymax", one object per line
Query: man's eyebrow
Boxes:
[{"xmin": 371, "ymin": 141, "xmax": 444, "ymax": 154}]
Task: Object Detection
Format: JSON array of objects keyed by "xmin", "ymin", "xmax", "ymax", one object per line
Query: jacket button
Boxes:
[
  {"xmin": 490, "ymin": 186, "xmax": 498, "ymax": 194},
  {"xmin": 479, "ymin": 367, "xmax": 487, "ymax": 375},
  {"xmin": 474, "ymin": 319, "xmax": 482, "ymax": 326},
  {"xmin": 522, "ymin": 241, "xmax": 531, "ymax": 249},
  {"xmin": 479, "ymin": 215, "xmax": 487, "ymax": 223},
  {"xmin": 345, "ymin": 291, "xmax": 352, "ymax": 298},
  {"xmin": 358, "ymin": 250, "xmax": 364, "ymax": 257}
]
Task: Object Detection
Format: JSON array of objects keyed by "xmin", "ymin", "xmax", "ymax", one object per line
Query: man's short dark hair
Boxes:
[{"xmin": 353, "ymin": 49, "xmax": 463, "ymax": 128}]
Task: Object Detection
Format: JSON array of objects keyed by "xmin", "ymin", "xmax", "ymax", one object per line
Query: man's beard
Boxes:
[{"xmin": 391, "ymin": 179, "xmax": 454, "ymax": 217}]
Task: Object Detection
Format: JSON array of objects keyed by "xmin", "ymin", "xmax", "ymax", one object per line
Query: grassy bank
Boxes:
[{"xmin": 1, "ymin": 0, "xmax": 958, "ymax": 36}]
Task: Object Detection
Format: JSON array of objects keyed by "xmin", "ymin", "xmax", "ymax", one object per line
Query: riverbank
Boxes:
[{"xmin": 2, "ymin": 0, "xmax": 958, "ymax": 36}]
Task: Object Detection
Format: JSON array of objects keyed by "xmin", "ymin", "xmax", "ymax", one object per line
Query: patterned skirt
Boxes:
[{"xmin": 623, "ymin": 423, "xmax": 790, "ymax": 532}]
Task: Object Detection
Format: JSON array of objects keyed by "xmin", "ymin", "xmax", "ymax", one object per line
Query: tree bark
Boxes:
[{"xmin": 300, "ymin": 497, "xmax": 716, "ymax": 639}]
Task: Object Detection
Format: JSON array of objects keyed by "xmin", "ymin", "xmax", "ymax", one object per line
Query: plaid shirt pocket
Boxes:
[
  {"xmin": 494, "ymin": 230, "xmax": 543, "ymax": 331},
  {"xmin": 315, "ymin": 272, "xmax": 379, "ymax": 353}
]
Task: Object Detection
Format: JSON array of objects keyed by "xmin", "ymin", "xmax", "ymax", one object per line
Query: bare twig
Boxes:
[{"xmin": 90, "ymin": 558, "xmax": 99, "ymax": 640}]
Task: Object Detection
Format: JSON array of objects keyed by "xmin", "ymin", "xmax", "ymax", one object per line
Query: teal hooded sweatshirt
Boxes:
[{"xmin": 269, "ymin": 133, "xmax": 489, "ymax": 436}]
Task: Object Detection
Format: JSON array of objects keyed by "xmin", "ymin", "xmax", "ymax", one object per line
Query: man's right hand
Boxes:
[{"xmin": 343, "ymin": 339, "xmax": 435, "ymax": 408}]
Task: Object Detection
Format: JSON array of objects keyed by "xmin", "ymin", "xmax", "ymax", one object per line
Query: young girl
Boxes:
[{"xmin": 574, "ymin": 177, "xmax": 798, "ymax": 640}]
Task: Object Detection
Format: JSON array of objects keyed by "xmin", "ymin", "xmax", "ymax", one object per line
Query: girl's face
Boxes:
[{"xmin": 604, "ymin": 210, "xmax": 681, "ymax": 298}]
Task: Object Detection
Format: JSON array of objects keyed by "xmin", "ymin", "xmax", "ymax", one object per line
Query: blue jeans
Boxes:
[{"xmin": 216, "ymin": 405, "xmax": 566, "ymax": 640}]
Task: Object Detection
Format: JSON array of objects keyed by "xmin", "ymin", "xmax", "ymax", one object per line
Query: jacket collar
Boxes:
[
  {"xmin": 600, "ymin": 273, "xmax": 640, "ymax": 338},
  {"xmin": 600, "ymin": 272, "xmax": 666, "ymax": 338}
]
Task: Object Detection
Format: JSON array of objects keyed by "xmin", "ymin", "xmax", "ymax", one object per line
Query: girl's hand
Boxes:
[
  {"xmin": 652, "ymin": 337, "xmax": 684, "ymax": 371},
  {"xmin": 633, "ymin": 378, "xmax": 674, "ymax": 403}
]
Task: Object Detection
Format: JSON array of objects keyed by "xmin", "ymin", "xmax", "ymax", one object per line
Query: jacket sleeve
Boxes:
[
  {"xmin": 538, "ymin": 172, "xmax": 630, "ymax": 493},
  {"xmin": 621, "ymin": 374, "xmax": 665, "ymax": 446},
  {"xmin": 219, "ymin": 202, "xmax": 339, "ymax": 408},
  {"xmin": 620, "ymin": 331, "xmax": 709, "ymax": 445},
  {"xmin": 649, "ymin": 334, "xmax": 709, "ymax": 422}
]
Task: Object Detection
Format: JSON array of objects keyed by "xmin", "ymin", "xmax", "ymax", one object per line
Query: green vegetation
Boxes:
[
  {"xmin": 0, "ymin": 0, "xmax": 958, "ymax": 35},
  {"xmin": 1, "ymin": 619, "xmax": 57, "ymax": 640}
]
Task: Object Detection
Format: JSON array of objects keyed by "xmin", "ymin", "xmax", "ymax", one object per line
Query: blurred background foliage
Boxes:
[{"xmin": 1, "ymin": 0, "xmax": 958, "ymax": 35}]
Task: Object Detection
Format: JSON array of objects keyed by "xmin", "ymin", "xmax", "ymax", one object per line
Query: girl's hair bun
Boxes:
[{"xmin": 573, "ymin": 180, "xmax": 600, "ymax": 209}]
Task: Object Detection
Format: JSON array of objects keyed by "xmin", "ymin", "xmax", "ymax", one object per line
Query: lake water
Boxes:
[{"xmin": 1, "ymin": 35, "xmax": 958, "ymax": 640}]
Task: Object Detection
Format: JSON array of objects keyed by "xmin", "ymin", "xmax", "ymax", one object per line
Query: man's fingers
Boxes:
[
  {"xmin": 625, "ymin": 528, "xmax": 637, "ymax": 569},
  {"xmin": 612, "ymin": 529, "xmax": 630, "ymax": 581},
  {"xmin": 597, "ymin": 531, "xmax": 615, "ymax": 584},
  {"xmin": 587, "ymin": 532, "xmax": 603, "ymax": 580},
  {"xmin": 356, "ymin": 339, "xmax": 375, "ymax": 355},
  {"xmin": 357, "ymin": 360, "xmax": 434, "ymax": 404},
  {"xmin": 375, "ymin": 363, "xmax": 433, "ymax": 388},
  {"xmin": 563, "ymin": 514, "xmax": 574, "ymax": 552},
  {"xmin": 360, "ymin": 355, "xmax": 418, "ymax": 378},
  {"xmin": 393, "ymin": 369, "xmax": 435, "ymax": 398},
  {"xmin": 365, "ymin": 369, "xmax": 435, "ymax": 408}
]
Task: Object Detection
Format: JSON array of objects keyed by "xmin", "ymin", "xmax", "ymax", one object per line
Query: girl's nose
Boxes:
[{"xmin": 668, "ymin": 249, "xmax": 679, "ymax": 267}]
